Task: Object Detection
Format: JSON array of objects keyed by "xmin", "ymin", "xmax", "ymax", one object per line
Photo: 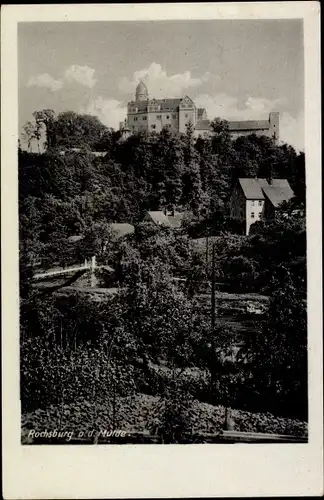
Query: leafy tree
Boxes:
[
  {"xmin": 22, "ymin": 121, "xmax": 36, "ymax": 152},
  {"xmin": 33, "ymin": 109, "xmax": 56, "ymax": 149},
  {"xmin": 252, "ymin": 266, "xmax": 307, "ymax": 418}
]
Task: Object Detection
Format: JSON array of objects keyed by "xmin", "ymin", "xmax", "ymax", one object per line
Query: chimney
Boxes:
[{"xmin": 267, "ymin": 167, "xmax": 273, "ymax": 185}]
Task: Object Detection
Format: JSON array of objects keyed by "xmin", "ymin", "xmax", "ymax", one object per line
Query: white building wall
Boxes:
[{"xmin": 245, "ymin": 199, "xmax": 265, "ymax": 234}]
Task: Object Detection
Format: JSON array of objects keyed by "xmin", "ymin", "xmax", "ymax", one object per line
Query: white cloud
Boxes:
[
  {"xmin": 279, "ymin": 112, "xmax": 304, "ymax": 152},
  {"xmin": 27, "ymin": 73, "xmax": 63, "ymax": 92},
  {"xmin": 195, "ymin": 93, "xmax": 304, "ymax": 151},
  {"xmin": 64, "ymin": 65, "xmax": 97, "ymax": 88},
  {"xmin": 195, "ymin": 94, "xmax": 285, "ymax": 121},
  {"xmin": 27, "ymin": 64, "xmax": 97, "ymax": 92},
  {"xmin": 80, "ymin": 97, "xmax": 126, "ymax": 129},
  {"xmin": 119, "ymin": 62, "xmax": 212, "ymax": 99}
]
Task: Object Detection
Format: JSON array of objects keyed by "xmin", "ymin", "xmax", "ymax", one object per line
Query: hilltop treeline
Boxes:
[
  {"xmin": 20, "ymin": 110, "xmax": 305, "ymax": 264},
  {"xmin": 19, "ymin": 111, "xmax": 307, "ymax": 431}
]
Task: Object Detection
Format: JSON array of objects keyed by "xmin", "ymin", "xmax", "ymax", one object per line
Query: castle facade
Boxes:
[{"xmin": 120, "ymin": 81, "xmax": 279, "ymax": 144}]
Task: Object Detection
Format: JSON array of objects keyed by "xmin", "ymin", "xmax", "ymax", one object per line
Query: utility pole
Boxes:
[{"xmin": 205, "ymin": 206, "xmax": 209, "ymax": 265}]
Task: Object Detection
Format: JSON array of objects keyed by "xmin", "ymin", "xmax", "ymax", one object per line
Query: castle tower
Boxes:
[
  {"xmin": 135, "ymin": 80, "xmax": 148, "ymax": 101},
  {"xmin": 119, "ymin": 119, "xmax": 131, "ymax": 142}
]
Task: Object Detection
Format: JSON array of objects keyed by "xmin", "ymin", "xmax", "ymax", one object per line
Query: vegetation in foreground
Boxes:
[{"xmin": 20, "ymin": 110, "xmax": 307, "ymax": 442}]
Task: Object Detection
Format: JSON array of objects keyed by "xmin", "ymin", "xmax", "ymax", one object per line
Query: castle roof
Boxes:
[
  {"xmin": 158, "ymin": 98, "xmax": 183, "ymax": 111},
  {"xmin": 228, "ymin": 120, "xmax": 269, "ymax": 131},
  {"xmin": 238, "ymin": 178, "xmax": 294, "ymax": 203},
  {"xmin": 131, "ymin": 97, "xmax": 183, "ymax": 111},
  {"xmin": 197, "ymin": 108, "xmax": 207, "ymax": 118},
  {"xmin": 129, "ymin": 96, "xmax": 197, "ymax": 113},
  {"xmin": 195, "ymin": 119, "xmax": 211, "ymax": 131},
  {"xmin": 136, "ymin": 80, "xmax": 148, "ymax": 94}
]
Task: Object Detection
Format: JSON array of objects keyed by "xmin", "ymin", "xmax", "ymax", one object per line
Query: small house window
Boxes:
[
  {"xmin": 259, "ymin": 200, "xmax": 262, "ymax": 206},
  {"xmin": 143, "ymin": 116, "xmax": 147, "ymax": 120},
  {"xmin": 251, "ymin": 212, "xmax": 255, "ymax": 218},
  {"xmin": 251, "ymin": 200, "xmax": 255, "ymax": 206},
  {"xmin": 151, "ymin": 124, "xmax": 156, "ymax": 129},
  {"xmin": 156, "ymin": 115, "xmax": 161, "ymax": 119},
  {"xmin": 166, "ymin": 115, "xmax": 170, "ymax": 119},
  {"xmin": 172, "ymin": 114, "xmax": 177, "ymax": 119},
  {"xmin": 185, "ymin": 113, "xmax": 188, "ymax": 118},
  {"xmin": 134, "ymin": 117, "xmax": 138, "ymax": 121}
]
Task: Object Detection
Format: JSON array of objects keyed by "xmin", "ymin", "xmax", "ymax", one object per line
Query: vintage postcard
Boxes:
[{"xmin": 1, "ymin": 2, "xmax": 322, "ymax": 498}]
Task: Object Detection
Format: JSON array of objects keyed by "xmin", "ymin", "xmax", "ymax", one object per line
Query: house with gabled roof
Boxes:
[
  {"xmin": 144, "ymin": 211, "xmax": 173, "ymax": 228},
  {"xmin": 230, "ymin": 177, "xmax": 294, "ymax": 235},
  {"xmin": 143, "ymin": 209, "xmax": 188, "ymax": 229},
  {"xmin": 108, "ymin": 223, "xmax": 135, "ymax": 238}
]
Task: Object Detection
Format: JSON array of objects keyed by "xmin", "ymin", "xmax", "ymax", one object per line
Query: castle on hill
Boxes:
[{"xmin": 120, "ymin": 80, "xmax": 279, "ymax": 144}]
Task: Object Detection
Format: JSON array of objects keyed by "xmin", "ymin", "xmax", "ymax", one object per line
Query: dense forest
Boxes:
[{"xmin": 20, "ymin": 109, "xmax": 307, "ymax": 443}]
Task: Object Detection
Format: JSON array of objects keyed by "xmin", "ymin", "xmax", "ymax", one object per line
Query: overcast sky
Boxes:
[{"xmin": 19, "ymin": 19, "xmax": 304, "ymax": 151}]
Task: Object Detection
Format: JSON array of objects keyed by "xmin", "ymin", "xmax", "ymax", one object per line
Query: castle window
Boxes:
[
  {"xmin": 166, "ymin": 115, "xmax": 170, "ymax": 119},
  {"xmin": 143, "ymin": 116, "xmax": 147, "ymax": 120},
  {"xmin": 151, "ymin": 124, "xmax": 156, "ymax": 129},
  {"xmin": 134, "ymin": 117, "xmax": 138, "ymax": 121}
]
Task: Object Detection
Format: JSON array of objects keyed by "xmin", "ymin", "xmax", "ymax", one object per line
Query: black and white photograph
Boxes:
[
  {"xmin": 2, "ymin": 2, "xmax": 322, "ymax": 498},
  {"xmin": 17, "ymin": 15, "xmax": 309, "ymax": 446}
]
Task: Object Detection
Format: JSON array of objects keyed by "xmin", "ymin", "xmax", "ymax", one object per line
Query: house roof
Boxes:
[
  {"xmin": 262, "ymin": 182, "xmax": 294, "ymax": 207},
  {"xmin": 109, "ymin": 223, "xmax": 135, "ymax": 238},
  {"xmin": 147, "ymin": 211, "xmax": 172, "ymax": 227},
  {"xmin": 238, "ymin": 178, "xmax": 269, "ymax": 199},
  {"xmin": 228, "ymin": 120, "xmax": 269, "ymax": 131},
  {"xmin": 238, "ymin": 178, "xmax": 294, "ymax": 204},
  {"xmin": 167, "ymin": 212, "xmax": 185, "ymax": 229},
  {"xmin": 67, "ymin": 235, "xmax": 84, "ymax": 243},
  {"xmin": 195, "ymin": 119, "xmax": 211, "ymax": 131}
]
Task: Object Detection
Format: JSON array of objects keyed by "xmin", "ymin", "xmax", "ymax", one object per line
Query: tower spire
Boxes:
[{"xmin": 135, "ymin": 80, "xmax": 148, "ymax": 101}]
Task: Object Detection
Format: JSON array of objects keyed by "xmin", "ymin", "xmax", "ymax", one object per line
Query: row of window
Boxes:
[
  {"xmin": 251, "ymin": 200, "xmax": 263, "ymax": 206},
  {"xmin": 133, "ymin": 113, "xmax": 189, "ymax": 122}
]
